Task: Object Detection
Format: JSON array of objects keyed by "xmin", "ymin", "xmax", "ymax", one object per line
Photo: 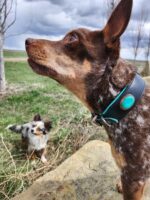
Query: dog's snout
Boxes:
[{"xmin": 25, "ymin": 38, "xmax": 35, "ymax": 46}]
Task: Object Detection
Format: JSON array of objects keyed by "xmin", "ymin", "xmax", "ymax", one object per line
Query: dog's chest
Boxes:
[
  {"xmin": 28, "ymin": 134, "xmax": 48, "ymax": 150},
  {"xmin": 106, "ymin": 87, "xmax": 150, "ymax": 178}
]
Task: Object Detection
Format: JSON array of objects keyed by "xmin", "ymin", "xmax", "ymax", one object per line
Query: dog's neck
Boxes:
[{"xmin": 85, "ymin": 58, "xmax": 136, "ymax": 113}]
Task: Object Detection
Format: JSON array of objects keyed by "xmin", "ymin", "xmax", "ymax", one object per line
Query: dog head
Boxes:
[
  {"xmin": 26, "ymin": 0, "xmax": 133, "ymax": 110},
  {"xmin": 31, "ymin": 114, "xmax": 52, "ymax": 135}
]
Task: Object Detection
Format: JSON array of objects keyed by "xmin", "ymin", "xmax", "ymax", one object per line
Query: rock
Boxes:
[
  {"xmin": 12, "ymin": 140, "xmax": 150, "ymax": 200},
  {"xmin": 144, "ymin": 76, "xmax": 150, "ymax": 84}
]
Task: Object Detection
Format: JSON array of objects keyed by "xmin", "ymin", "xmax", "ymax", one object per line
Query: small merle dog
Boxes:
[{"xmin": 7, "ymin": 114, "xmax": 52, "ymax": 163}]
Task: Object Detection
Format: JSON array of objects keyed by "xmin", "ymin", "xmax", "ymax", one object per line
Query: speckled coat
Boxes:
[{"xmin": 93, "ymin": 59, "xmax": 150, "ymax": 199}]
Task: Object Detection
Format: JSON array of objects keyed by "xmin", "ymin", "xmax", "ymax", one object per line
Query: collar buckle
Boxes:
[
  {"xmin": 100, "ymin": 116, "xmax": 111, "ymax": 127},
  {"xmin": 92, "ymin": 114, "xmax": 111, "ymax": 127}
]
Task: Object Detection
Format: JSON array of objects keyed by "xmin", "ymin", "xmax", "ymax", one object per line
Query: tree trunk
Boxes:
[
  {"xmin": 0, "ymin": 32, "xmax": 6, "ymax": 93},
  {"xmin": 141, "ymin": 60, "xmax": 150, "ymax": 77}
]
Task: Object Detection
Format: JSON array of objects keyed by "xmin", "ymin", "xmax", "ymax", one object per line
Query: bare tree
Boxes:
[
  {"xmin": 0, "ymin": 0, "xmax": 17, "ymax": 93},
  {"xmin": 145, "ymin": 32, "xmax": 150, "ymax": 62},
  {"xmin": 132, "ymin": 8, "xmax": 147, "ymax": 62},
  {"xmin": 141, "ymin": 31, "xmax": 150, "ymax": 76}
]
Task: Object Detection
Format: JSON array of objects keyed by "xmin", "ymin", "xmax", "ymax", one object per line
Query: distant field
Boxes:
[
  {"xmin": 4, "ymin": 50, "xmax": 27, "ymax": 58},
  {"xmin": 128, "ymin": 59, "xmax": 146, "ymax": 71}
]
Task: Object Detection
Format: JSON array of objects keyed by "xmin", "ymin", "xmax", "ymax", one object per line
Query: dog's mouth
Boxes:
[
  {"xmin": 32, "ymin": 130, "xmax": 48, "ymax": 136},
  {"xmin": 28, "ymin": 58, "xmax": 57, "ymax": 78}
]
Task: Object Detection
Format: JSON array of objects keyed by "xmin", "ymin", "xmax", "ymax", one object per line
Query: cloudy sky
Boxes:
[{"xmin": 5, "ymin": 0, "xmax": 150, "ymax": 60}]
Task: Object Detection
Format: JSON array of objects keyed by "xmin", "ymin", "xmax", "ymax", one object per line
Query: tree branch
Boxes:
[
  {"xmin": 1, "ymin": 0, "xmax": 7, "ymax": 28},
  {"xmin": 3, "ymin": 0, "xmax": 17, "ymax": 33},
  {"xmin": 2, "ymin": 0, "xmax": 14, "ymax": 28},
  {"xmin": 0, "ymin": 0, "xmax": 7, "ymax": 13},
  {"xmin": 6, "ymin": 0, "xmax": 14, "ymax": 16},
  {"xmin": 145, "ymin": 31, "xmax": 150, "ymax": 60},
  {"xmin": 132, "ymin": 7, "xmax": 147, "ymax": 61}
]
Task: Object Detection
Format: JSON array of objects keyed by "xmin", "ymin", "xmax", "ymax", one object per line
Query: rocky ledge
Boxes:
[{"xmin": 12, "ymin": 140, "xmax": 150, "ymax": 200}]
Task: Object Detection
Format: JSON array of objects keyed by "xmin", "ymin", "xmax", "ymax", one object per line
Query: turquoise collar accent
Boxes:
[{"xmin": 92, "ymin": 73, "xmax": 145, "ymax": 126}]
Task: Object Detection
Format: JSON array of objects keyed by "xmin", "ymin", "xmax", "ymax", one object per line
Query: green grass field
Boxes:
[
  {"xmin": 0, "ymin": 60, "xmax": 106, "ymax": 199},
  {"xmin": 4, "ymin": 50, "xmax": 27, "ymax": 58}
]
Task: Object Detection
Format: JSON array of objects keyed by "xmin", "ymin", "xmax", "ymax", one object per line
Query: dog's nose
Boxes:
[{"xmin": 25, "ymin": 38, "xmax": 35, "ymax": 46}]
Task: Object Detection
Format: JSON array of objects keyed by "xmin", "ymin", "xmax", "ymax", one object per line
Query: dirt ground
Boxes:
[{"xmin": 4, "ymin": 57, "xmax": 27, "ymax": 62}]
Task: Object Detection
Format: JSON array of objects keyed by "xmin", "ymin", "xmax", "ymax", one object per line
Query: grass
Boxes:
[
  {"xmin": 0, "ymin": 61, "xmax": 106, "ymax": 199},
  {"xmin": 128, "ymin": 59, "xmax": 146, "ymax": 73},
  {"xmin": 4, "ymin": 50, "xmax": 27, "ymax": 58}
]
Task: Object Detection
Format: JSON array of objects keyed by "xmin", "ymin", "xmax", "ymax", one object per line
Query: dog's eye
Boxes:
[
  {"xmin": 65, "ymin": 33, "xmax": 79, "ymax": 44},
  {"xmin": 68, "ymin": 33, "xmax": 78, "ymax": 43}
]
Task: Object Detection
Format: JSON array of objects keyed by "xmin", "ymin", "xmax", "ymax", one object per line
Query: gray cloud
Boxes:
[{"xmin": 5, "ymin": 0, "xmax": 150, "ymax": 60}]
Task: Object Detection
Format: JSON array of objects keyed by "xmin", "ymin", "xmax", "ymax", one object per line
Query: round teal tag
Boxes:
[{"xmin": 120, "ymin": 94, "xmax": 135, "ymax": 110}]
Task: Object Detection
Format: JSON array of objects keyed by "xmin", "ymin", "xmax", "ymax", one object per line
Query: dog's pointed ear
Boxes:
[
  {"xmin": 44, "ymin": 120, "xmax": 52, "ymax": 131},
  {"xmin": 33, "ymin": 114, "xmax": 41, "ymax": 121},
  {"xmin": 103, "ymin": 0, "xmax": 133, "ymax": 45}
]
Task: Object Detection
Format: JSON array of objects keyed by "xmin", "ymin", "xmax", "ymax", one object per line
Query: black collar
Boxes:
[{"xmin": 92, "ymin": 73, "xmax": 145, "ymax": 127}]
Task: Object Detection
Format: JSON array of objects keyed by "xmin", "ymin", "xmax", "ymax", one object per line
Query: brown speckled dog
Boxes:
[{"xmin": 25, "ymin": 0, "xmax": 150, "ymax": 199}]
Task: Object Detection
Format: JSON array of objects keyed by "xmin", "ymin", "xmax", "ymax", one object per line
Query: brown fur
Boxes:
[
  {"xmin": 109, "ymin": 139, "xmax": 127, "ymax": 169},
  {"xmin": 25, "ymin": 0, "xmax": 150, "ymax": 199}
]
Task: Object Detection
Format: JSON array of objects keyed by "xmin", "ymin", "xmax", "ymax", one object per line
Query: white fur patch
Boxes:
[
  {"xmin": 143, "ymin": 105, "xmax": 149, "ymax": 111},
  {"xmin": 41, "ymin": 155, "xmax": 47, "ymax": 163},
  {"xmin": 99, "ymin": 96, "xmax": 103, "ymax": 102},
  {"xmin": 109, "ymin": 83, "xmax": 118, "ymax": 97},
  {"xmin": 49, "ymin": 59, "xmax": 76, "ymax": 78},
  {"xmin": 136, "ymin": 115, "xmax": 144, "ymax": 126},
  {"xmin": 28, "ymin": 132, "xmax": 49, "ymax": 151},
  {"xmin": 115, "ymin": 128, "xmax": 122, "ymax": 135},
  {"xmin": 55, "ymin": 64, "xmax": 76, "ymax": 78},
  {"xmin": 146, "ymin": 135, "xmax": 150, "ymax": 144},
  {"xmin": 146, "ymin": 93, "xmax": 150, "ymax": 97}
]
